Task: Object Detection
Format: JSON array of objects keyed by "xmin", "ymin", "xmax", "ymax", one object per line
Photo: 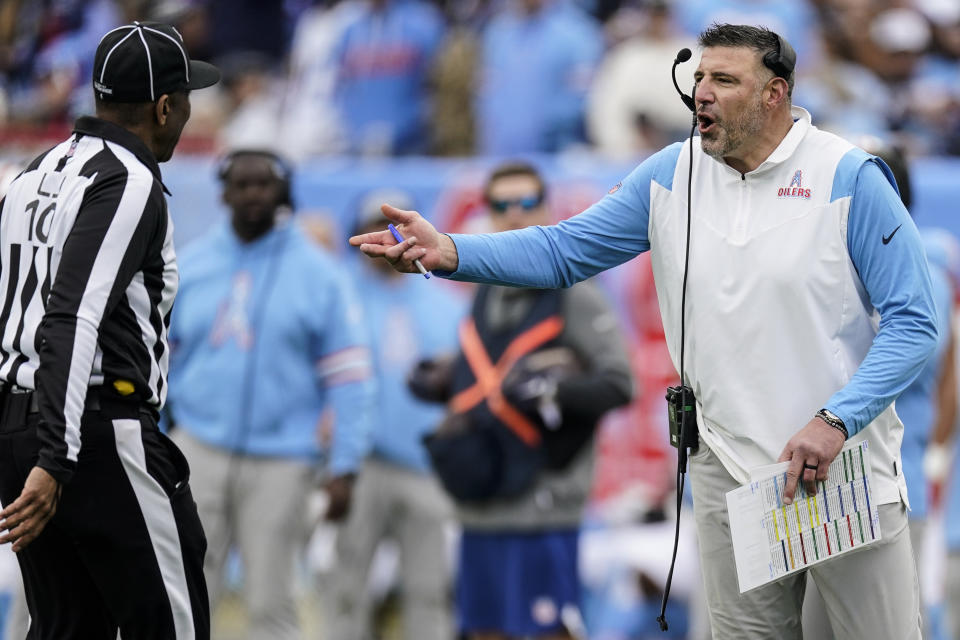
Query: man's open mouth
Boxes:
[{"xmin": 697, "ymin": 112, "xmax": 716, "ymax": 134}]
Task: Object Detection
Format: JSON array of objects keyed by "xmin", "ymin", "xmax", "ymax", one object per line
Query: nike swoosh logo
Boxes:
[{"xmin": 882, "ymin": 225, "xmax": 902, "ymax": 245}]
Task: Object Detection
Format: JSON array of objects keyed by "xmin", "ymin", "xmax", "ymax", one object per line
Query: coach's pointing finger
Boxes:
[
  {"xmin": 351, "ymin": 202, "xmax": 460, "ymax": 274},
  {"xmin": 380, "ymin": 203, "xmax": 418, "ymax": 224}
]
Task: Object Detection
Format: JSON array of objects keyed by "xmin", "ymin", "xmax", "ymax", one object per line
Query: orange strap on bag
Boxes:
[{"xmin": 449, "ymin": 315, "xmax": 564, "ymax": 446}]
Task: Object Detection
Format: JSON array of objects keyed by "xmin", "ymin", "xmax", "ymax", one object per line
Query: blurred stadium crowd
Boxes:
[
  {"xmin": 1, "ymin": 0, "xmax": 960, "ymax": 159},
  {"xmin": 2, "ymin": 1, "xmax": 960, "ymax": 640}
]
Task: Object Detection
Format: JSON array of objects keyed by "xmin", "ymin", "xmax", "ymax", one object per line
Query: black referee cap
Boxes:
[{"xmin": 93, "ymin": 21, "xmax": 220, "ymax": 103}]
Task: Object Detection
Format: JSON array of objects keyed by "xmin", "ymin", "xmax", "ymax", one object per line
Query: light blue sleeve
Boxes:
[
  {"xmin": 313, "ymin": 266, "xmax": 376, "ymax": 475},
  {"xmin": 925, "ymin": 254, "xmax": 954, "ymax": 376},
  {"xmin": 920, "ymin": 229, "xmax": 956, "ymax": 363},
  {"xmin": 824, "ymin": 155, "xmax": 939, "ymax": 435},
  {"xmin": 442, "ymin": 143, "xmax": 684, "ymax": 287}
]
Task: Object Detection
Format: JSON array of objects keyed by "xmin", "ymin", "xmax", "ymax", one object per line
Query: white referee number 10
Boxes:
[
  {"xmin": 24, "ymin": 199, "xmax": 56, "ymax": 244},
  {"xmin": 24, "ymin": 172, "xmax": 66, "ymax": 245}
]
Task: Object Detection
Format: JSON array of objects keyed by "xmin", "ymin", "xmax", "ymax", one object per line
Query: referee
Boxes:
[{"xmin": 0, "ymin": 22, "xmax": 218, "ymax": 639}]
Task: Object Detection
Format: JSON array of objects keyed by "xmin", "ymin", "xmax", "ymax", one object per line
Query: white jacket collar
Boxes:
[{"xmin": 754, "ymin": 106, "xmax": 812, "ymax": 173}]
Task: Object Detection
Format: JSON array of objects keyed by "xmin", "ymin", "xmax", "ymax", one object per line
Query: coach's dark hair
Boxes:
[
  {"xmin": 698, "ymin": 23, "xmax": 795, "ymax": 97},
  {"xmin": 483, "ymin": 161, "xmax": 547, "ymax": 205},
  {"xmin": 216, "ymin": 149, "xmax": 294, "ymax": 209}
]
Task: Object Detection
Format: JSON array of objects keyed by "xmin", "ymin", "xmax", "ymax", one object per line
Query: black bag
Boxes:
[{"xmin": 422, "ymin": 413, "xmax": 544, "ymax": 502}]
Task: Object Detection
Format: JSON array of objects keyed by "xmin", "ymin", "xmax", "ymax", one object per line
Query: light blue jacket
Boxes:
[
  {"xmin": 899, "ymin": 230, "xmax": 955, "ymax": 519},
  {"xmin": 168, "ymin": 221, "xmax": 374, "ymax": 474},
  {"xmin": 477, "ymin": 1, "xmax": 603, "ymax": 154},
  {"xmin": 352, "ymin": 260, "xmax": 466, "ymax": 472},
  {"xmin": 333, "ymin": 0, "xmax": 445, "ymax": 154}
]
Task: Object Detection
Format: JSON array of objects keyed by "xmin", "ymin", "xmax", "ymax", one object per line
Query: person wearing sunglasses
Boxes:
[
  {"xmin": 487, "ymin": 193, "xmax": 546, "ymax": 217},
  {"xmin": 416, "ymin": 162, "xmax": 632, "ymax": 640}
]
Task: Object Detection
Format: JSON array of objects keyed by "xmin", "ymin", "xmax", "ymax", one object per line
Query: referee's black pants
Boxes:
[{"xmin": 0, "ymin": 392, "xmax": 209, "ymax": 639}]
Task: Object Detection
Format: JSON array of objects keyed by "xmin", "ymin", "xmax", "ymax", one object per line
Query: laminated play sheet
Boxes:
[{"xmin": 726, "ymin": 440, "xmax": 881, "ymax": 593}]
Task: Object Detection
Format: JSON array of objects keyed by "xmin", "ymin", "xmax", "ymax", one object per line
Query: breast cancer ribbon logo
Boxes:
[{"xmin": 210, "ymin": 271, "xmax": 254, "ymax": 349}]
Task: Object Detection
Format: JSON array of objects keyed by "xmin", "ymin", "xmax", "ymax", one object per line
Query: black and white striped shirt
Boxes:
[{"xmin": 0, "ymin": 116, "xmax": 178, "ymax": 483}]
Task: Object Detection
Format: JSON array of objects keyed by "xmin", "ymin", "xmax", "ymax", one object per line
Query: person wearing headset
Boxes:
[
  {"xmin": 352, "ymin": 23, "xmax": 937, "ymax": 639},
  {"xmin": 167, "ymin": 149, "xmax": 375, "ymax": 640}
]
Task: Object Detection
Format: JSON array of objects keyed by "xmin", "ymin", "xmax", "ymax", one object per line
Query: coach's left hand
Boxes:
[
  {"xmin": 777, "ymin": 418, "xmax": 845, "ymax": 505},
  {"xmin": 0, "ymin": 466, "xmax": 61, "ymax": 552}
]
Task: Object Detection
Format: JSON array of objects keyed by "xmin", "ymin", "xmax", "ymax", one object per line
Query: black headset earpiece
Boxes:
[
  {"xmin": 762, "ymin": 33, "xmax": 796, "ymax": 80},
  {"xmin": 216, "ymin": 149, "xmax": 292, "ymax": 183}
]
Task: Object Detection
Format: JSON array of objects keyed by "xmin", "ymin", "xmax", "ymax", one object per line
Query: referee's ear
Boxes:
[{"xmin": 155, "ymin": 95, "xmax": 171, "ymax": 126}]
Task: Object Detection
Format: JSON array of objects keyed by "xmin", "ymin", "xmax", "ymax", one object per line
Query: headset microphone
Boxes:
[
  {"xmin": 658, "ymin": 45, "xmax": 699, "ymax": 634},
  {"xmin": 671, "ymin": 48, "xmax": 695, "ymax": 113}
]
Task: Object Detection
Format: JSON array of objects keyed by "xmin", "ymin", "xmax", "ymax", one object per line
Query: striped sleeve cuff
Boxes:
[{"xmin": 316, "ymin": 346, "xmax": 373, "ymax": 387}]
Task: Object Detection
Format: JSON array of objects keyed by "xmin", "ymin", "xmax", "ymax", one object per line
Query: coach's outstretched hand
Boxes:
[
  {"xmin": 0, "ymin": 466, "xmax": 61, "ymax": 552},
  {"xmin": 349, "ymin": 204, "xmax": 459, "ymax": 274}
]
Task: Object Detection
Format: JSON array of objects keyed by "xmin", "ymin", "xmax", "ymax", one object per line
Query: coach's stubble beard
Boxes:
[{"xmin": 701, "ymin": 90, "xmax": 766, "ymax": 162}]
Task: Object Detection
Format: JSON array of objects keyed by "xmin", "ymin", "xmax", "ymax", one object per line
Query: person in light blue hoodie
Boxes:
[
  {"xmin": 332, "ymin": 0, "xmax": 446, "ymax": 155},
  {"xmin": 327, "ymin": 189, "xmax": 467, "ymax": 640},
  {"xmin": 476, "ymin": 0, "xmax": 604, "ymax": 154},
  {"xmin": 167, "ymin": 149, "xmax": 375, "ymax": 640}
]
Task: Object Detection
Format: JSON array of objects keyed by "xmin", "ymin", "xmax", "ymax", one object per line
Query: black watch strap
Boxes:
[{"xmin": 816, "ymin": 408, "xmax": 848, "ymax": 438}]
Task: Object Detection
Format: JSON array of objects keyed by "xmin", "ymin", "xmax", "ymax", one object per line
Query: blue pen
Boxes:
[{"xmin": 388, "ymin": 223, "xmax": 430, "ymax": 279}]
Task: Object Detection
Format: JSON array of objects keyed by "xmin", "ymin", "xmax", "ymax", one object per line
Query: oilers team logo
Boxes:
[{"xmin": 778, "ymin": 169, "xmax": 811, "ymax": 199}]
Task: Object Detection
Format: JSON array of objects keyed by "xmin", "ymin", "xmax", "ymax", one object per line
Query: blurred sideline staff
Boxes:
[
  {"xmin": 412, "ymin": 162, "xmax": 633, "ymax": 640},
  {"xmin": 166, "ymin": 149, "xmax": 375, "ymax": 640},
  {"xmin": 326, "ymin": 189, "xmax": 465, "ymax": 640},
  {"xmin": 873, "ymin": 143, "xmax": 958, "ymax": 639}
]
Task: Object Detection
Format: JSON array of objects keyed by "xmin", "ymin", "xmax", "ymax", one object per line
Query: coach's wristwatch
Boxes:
[{"xmin": 815, "ymin": 408, "xmax": 848, "ymax": 439}]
